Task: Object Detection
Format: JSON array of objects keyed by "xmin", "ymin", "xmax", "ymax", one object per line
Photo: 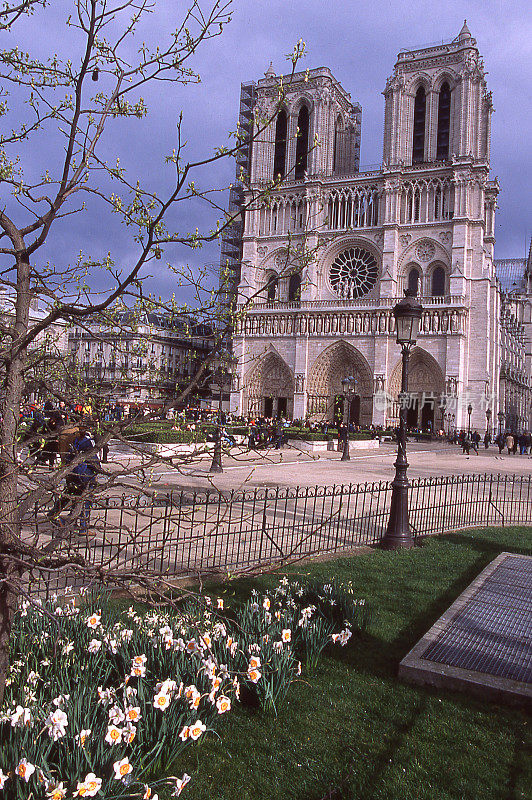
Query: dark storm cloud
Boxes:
[{"xmin": 3, "ymin": 0, "xmax": 531, "ymax": 303}]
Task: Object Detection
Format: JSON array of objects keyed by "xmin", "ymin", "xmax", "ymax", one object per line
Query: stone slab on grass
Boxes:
[{"xmin": 399, "ymin": 552, "xmax": 532, "ymax": 707}]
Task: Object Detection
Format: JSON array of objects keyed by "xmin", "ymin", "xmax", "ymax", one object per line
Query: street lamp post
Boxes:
[
  {"xmin": 467, "ymin": 403, "xmax": 473, "ymax": 435},
  {"xmin": 485, "ymin": 407, "xmax": 492, "ymax": 437},
  {"xmin": 381, "ymin": 289, "xmax": 423, "ymax": 550},
  {"xmin": 340, "ymin": 376, "xmax": 356, "ymax": 461},
  {"xmin": 439, "ymin": 402, "xmax": 446, "ymax": 436},
  {"xmin": 209, "ymin": 375, "xmax": 223, "ymax": 474},
  {"xmin": 209, "ymin": 348, "xmax": 232, "ymax": 475}
]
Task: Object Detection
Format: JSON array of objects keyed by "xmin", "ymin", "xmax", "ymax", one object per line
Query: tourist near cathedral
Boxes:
[{"xmin": 226, "ymin": 22, "xmax": 532, "ymax": 435}]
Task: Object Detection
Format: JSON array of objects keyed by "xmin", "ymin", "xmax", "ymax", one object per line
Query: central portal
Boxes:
[{"xmin": 307, "ymin": 342, "xmax": 373, "ymax": 426}]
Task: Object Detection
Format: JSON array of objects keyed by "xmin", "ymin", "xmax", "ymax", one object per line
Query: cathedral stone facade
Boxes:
[{"xmin": 228, "ymin": 23, "xmax": 532, "ymax": 433}]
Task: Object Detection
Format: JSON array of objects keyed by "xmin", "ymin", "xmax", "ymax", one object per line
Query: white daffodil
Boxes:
[
  {"xmin": 45, "ymin": 708, "xmax": 68, "ymax": 740},
  {"xmin": 202, "ymin": 658, "xmax": 217, "ymax": 680},
  {"xmin": 185, "ymin": 639, "xmax": 199, "ymax": 655},
  {"xmin": 0, "ymin": 770, "xmax": 9, "ymax": 789},
  {"xmin": 216, "ymin": 695, "xmax": 231, "ymax": 714},
  {"xmin": 125, "ymin": 706, "xmax": 141, "ymax": 723},
  {"xmin": 76, "ymin": 729, "xmax": 91, "ymax": 747},
  {"xmin": 171, "ymin": 774, "xmax": 191, "ymax": 796},
  {"xmin": 153, "ymin": 691, "xmax": 171, "ymax": 711},
  {"xmin": 16, "ymin": 759, "xmax": 35, "ymax": 782},
  {"xmin": 105, "ymin": 725, "xmax": 123, "ymax": 745},
  {"xmin": 86, "ymin": 613, "xmax": 101, "ymax": 629},
  {"xmin": 247, "ymin": 667, "xmax": 261, "ymax": 683},
  {"xmin": 158, "ymin": 679, "xmax": 177, "ymax": 696},
  {"xmin": 97, "ymin": 686, "xmax": 114, "ymax": 705},
  {"xmin": 10, "ymin": 705, "xmax": 32, "ymax": 727},
  {"xmin": 184, "ymin": 685, "xmax": 201, "ymax": 710},
  {"xmin": 108, "ymin": 705, "xmax": 125, "ymax": 725},
  {"xmin": 123, "ymin": 722, "xmax": 137, "ymax": 743},
  {"xmin": 46, "ymin": 781, "xmax": 67, "ymax": 799},
  {"xmin": 113, "ymin": 757, "xmax": 133, "ymax": 781},
  {"xmin": 87, "ymin": 639, "xmax": 101, "ymax": 653},
  {"xmin": 281, "ymin": 629, "xmax": 292, "ymax": 642},
  {"xmin": 188, "ymin": 720, "xmax": 206, "ymax": 741},
  {"xmin": 52, "ymin": 694, "xmax": 70, "ymax": 707},
  {"xmin": 74, "ymin": 773, "xmax": 102, "ymax": 797}
]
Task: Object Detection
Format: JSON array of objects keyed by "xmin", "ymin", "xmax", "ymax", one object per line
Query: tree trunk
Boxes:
[{"xmin": 0, "ymin": 251, "xmax": 31, "ymax": 706}]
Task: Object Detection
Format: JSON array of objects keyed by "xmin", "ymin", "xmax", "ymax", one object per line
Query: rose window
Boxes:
[
  {"xmin": 415, "ymin": 240, "xmax": 436, "ymax": 262},
  {"xmin": 329, "ymin": 247, "xmax": 378, "ymax": 299}
]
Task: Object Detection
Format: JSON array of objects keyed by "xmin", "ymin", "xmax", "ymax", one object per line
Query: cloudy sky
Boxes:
[{"xmin": 4, "ymin": 0, "xmax": 532, "ymax": 302}]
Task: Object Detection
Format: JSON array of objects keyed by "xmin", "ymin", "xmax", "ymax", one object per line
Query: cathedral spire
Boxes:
[
  {"xmin": 457, "ymin": 19, "xmax": 472, "ymax": 40},
  {"xmin": 264, "ymin": 62, "xmax": 276, "ymax": 78}
]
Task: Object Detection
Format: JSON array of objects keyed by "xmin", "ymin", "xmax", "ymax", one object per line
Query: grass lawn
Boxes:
[{"xmin": 171, "ymin": 526, "xmax": 532, "ymax": 800}]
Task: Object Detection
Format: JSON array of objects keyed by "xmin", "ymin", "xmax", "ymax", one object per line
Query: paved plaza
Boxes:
[{"xmin": 110, "ymin": 440, "xmax": 532, "ymax": 494}]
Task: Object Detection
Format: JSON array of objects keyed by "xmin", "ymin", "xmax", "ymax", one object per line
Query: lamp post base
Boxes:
[
  {"xmin": 381, "ymin": 459, "xmax": 415, "ymax": 550},
  {"xmin": 209, "ymin": 435, "xmax": 223, "ymax": 474},
  {"xmin": 341, "ymin": 437, "xmax": 350, "ymax": 461}
]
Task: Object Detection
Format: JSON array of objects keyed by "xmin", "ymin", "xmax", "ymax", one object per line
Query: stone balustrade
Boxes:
[
  {"xmin": 236, "ymin": 304, "xmax": 468, "ymax": 338},
  {"xmin": 246, "ymin": 295, "xmax": 466, "ymax": 312}
]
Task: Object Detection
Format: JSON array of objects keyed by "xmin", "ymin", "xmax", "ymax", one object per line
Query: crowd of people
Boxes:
[{"xmin": 13, "ymin": 397, "xmax": 531, "ymax": 535}]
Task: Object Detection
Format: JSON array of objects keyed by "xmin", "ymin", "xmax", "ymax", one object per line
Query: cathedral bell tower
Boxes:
[{"xmin": 383, "ymin": 21, "xmax": 493, "ymax": 167}]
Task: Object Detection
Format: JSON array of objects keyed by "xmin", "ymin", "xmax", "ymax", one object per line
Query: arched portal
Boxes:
[
  {"xmin": 388, "ymin": 347, "xmax": 445, "ymax": 431},
  {"xmin": 243, "ymin": 352, "xmax": 294, "ymax": 418},
  {"xmin": 307, "ymin": 341, "xmax": 373, "ymax": 425}
]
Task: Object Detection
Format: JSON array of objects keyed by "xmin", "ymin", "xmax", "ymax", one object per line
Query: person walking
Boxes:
[
  {"xmin": 48, "ymin": 425, "xmax": 101, "ymax": 534},
  {"xmin": 505, "ymin": 432, "xmax": 514, "ymax": 455}
]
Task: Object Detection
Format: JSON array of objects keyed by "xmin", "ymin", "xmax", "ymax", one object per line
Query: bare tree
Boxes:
[{"xmin": 0, "ymin": 0, "xmax": 314, "ymax": 704}]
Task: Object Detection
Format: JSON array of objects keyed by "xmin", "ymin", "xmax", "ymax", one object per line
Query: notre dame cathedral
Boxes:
[{"xmin": 225, "ymin": 22, "xmax": 532, "ymax": 433}]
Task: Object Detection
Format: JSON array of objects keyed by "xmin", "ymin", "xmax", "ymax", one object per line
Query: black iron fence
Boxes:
[{"xmin": 29, "ymin": 473, "xmax": 532, "ymax": 596}]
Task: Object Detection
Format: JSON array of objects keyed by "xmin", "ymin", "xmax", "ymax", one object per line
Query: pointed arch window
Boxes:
[
  {"xmin": 408, "ymin": 267, "xmax": 420, "ymax": 295},
  {"xmin": 295, "ymin": 105, "xmax": 310, "ymax": 179},
  {"xmin": 431, "ymin": 265, "xmax": 446, "ymax": 296},
  {"xmin": 288, "ymin": 273, "xmax": 301, "ymax": 302},
  {"xmin": 266, "ymin": 273, "xmax": 278, "ymax": 302},
  {"xmin": 273, "ymin": 110, "xmax": 287, "ymax": 181},
  {"xmin": 412, "ymin": 86, "xmax": 426, "ymax": 164},
  {"xmin": 436, "ymin": 83, "xmax": 451, "ymax": 161}
]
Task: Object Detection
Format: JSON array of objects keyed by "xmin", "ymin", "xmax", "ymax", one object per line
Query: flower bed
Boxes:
[{"xmin": 0, "ymin": 580, "xmax": 369, "ymax": 798}]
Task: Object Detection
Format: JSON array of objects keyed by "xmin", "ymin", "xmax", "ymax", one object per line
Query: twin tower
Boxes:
[{"xmin": 228, "ymin": 24, "xmax": 513, "ymax": 432}]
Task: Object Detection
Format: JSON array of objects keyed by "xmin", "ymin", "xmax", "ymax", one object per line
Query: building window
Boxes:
[
  {"xmin": 288, "ymin": 273, "xmax": 301, "ymax": 302},
  {"xmin": 273, "ymin": 110, "xmax": 287, "ymax": 180},
  {"xmin": 295, "ymin": 105, "xmax": 309, "ymax": 179},
  {"xmin": 431, "ymin": 265, "xmax": 446, "ymax": 296},
  {"xmin": 266, "ymin": 273, "xmax": 278, "ymax": 302},
  {"xmin": 436, "ymin": 83, "xmax": 451, "ymax": 161},
  {"xmin": 329, "ymin": 247, "xmax": 378, "ymax": 299},
  {"xmin": 412, "ymin": 86, "xmax": 426, "ymax": 164},
  {"xmin": 408, "ymin": 267, "xmax": 420, "ymax": 295}
]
